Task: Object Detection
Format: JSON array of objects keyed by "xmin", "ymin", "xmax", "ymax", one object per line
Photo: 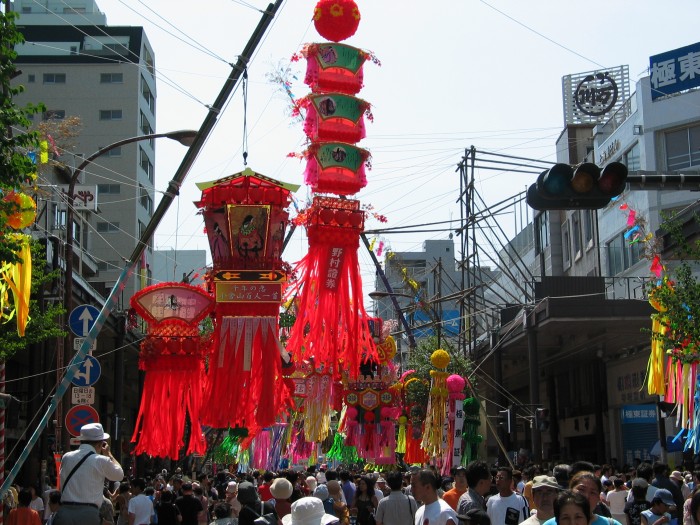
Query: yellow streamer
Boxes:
[{"xmin": 0, "ymin": 235, "xmax": 32, "ymax": 336}]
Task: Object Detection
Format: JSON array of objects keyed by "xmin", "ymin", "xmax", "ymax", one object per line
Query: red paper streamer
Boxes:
[{"xmin": 285, "ymin": 197, "xmax": 378, "ymax": 379}]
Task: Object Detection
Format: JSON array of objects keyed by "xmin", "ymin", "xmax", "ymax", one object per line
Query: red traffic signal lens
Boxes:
[
  {"xmin": 541, "ymin": 164, "xmax": 574, "ymax": 196},
  {"xmin": 572, "ymin": 163, "xmax": 601, "ymax": 193},
  {"xmin": 598, "ymin": 161, "xmax": 628, "ymax": 195}
]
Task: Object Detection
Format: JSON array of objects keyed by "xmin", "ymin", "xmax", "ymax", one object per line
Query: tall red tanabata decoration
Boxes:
[
  {"xmin": 196, "ymin": 168, "xmax": 298, "ymax": 437},
  {"xmin": 129, "ymin": 282, "xmax": 215, "ymax": 458},
  {"xmin": 286, "ymin": 0, "xmax": 380, "ymax": 382},
  {"xmin": 313, "ymin": 0, "xmax": 361, "ymax": 42}
]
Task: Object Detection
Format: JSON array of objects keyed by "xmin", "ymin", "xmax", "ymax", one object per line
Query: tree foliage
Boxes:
[
  {"xmin": 404, "ymin": 335, "xmax": 474, "ymax": 408},
  {"xmin": 647, "ymin": 212, "xmax": 700, "ymax": 357},
  {"xmin": 0, "ymin": 11, "xmax": 45, "ymax": 264},
  {"xmin": 0, "ymin": 240, "xmax": 66, "ymax": 359}
]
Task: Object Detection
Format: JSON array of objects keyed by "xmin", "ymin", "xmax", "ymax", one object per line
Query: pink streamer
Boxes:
[{"xmin": 627, "ymin": 209, "xmax": 637, "ymax": 227}]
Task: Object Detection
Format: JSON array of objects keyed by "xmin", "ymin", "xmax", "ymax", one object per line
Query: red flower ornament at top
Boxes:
[{"xmin": 313, "ymin": 0, "xmax": 361, "ymax": 42}]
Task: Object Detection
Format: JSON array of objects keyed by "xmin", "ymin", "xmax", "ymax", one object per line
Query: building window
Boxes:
[
  {"xmin": 665, "ymin": 124, "xmax": 700, "ymax": 171},
  {"xmin": 140, "ymin": 111, "xmax": 154, "ymax": 138},
  {"xmin": 624, "ymin": 142, "xmax": 641, "ymax": 172},
  {"xmin": 141, "ymin": 78, "xmax": 155, "ymax": 113},
  {"xmin": 96, "ymin": 146, "xmax": 122, "ymax": 157},
  {"xmin": 534, "ymin": 211, "xmax": 549, "ymax": 255},
  {"xmin": 562, "ymin": 223, "xmax": 571, "ymax": 269},
  {"xmin": 143, "ymin": 47, "xmax": 155, "ymax": 76},
  {"xmin": 43, "ymin": 73, "xmax": 66, "ymax": 84},
  {"xmin": 43, "ymin": 110, "xmax": 65, "ymax": 120},
  {"xmin": 27, "ymin": 74, "xmax": 35, "ymax": 83},
  {"xmin": 63, "ymin": 7, "xmax": 86, "ymax": 13},
  {"xmin": 572, "ymin": 211, "xmax": 582, "ymax": 259},
  {"xmin": 100, "ymin": 73, "xmax": 123, "ymax": 84},
  {"xmin": 583, "ymin": 209, "xmax": 594, "ymax": 247},
  {"xmin": 606, "ymin": 232, "xmax": 644, "ymax": 276},
  {"xmin": 139, "ymin": 184, "xmax": 153, "ymax": 214},
  {"xmin": 139, "ymin": 147, "xmax": 154, "ymax": 183},
  {"xmin": 99, "ymin": 109, "xmax": 122, "ymax": 121},
  {"xmin": 97, "ymin": 184, "xmax": 121, "ymax": 195},
  {"xmin": 21, "ymin": 6, "xmax": 31, "ymax": 13},
  {"xmin": 96, "ymin": 221, "xmax": 120, "ymax": 233}
]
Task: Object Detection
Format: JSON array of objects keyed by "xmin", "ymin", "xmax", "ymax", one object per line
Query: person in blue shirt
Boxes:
[{"xmin": 640, "ymin": 489, "xmax": 674, "ymax": 525}]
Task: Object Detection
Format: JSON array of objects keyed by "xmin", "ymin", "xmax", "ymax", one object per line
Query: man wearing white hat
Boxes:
[
  {"xmin": 54, "ymin": 423, "xmax": 124, "ymax": 525},
  {"xmin": 281, "ymin": 497, "xmax": 338, "ymax": 525}
]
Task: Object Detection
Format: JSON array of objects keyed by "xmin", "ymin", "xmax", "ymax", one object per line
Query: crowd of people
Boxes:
[{"xmin": 6, "ymin": 425, "xmax": 700, "ymax": 525}]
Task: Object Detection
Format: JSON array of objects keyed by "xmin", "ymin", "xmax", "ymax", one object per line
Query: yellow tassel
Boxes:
[
  {"xmin": 0, "ymin": 235, "xmax": 32, "ymax": 336},
  {"xmin": 396, "ymin": 416, "xmax": 407, "ymax": 453},
  {"xmin": 647, "ymin": 315, "xmax": 667, "ymax": 395}
]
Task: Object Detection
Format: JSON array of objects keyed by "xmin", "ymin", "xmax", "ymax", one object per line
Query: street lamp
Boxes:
[{"xmin": 59, "ymin": 129, "xmax": 197, "ymax": 451}]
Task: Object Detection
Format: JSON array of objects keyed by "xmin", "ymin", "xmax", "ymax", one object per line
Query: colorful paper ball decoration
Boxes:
[
  {"xmin": 313, "ymin": 0, "xmax": 361, "ymax": 42},
  {"xmin": 3, "ymin": 192, "xmax": 36, "ymax": 229},
  {"xmin": 430, "ymin": 349, "xmax": 451, "ymax": 369},
  {"xmin": 446, "ymin": 374, "xmax": 466, "ymax": 393}
]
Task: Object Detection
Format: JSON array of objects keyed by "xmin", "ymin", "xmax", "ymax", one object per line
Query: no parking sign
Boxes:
[{"xmin": 65, "ymin": 404, "xmax": 100, "ymax": 437}]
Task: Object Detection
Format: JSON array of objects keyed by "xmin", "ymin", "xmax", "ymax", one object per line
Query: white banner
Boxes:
[{"xmin": 453, "ymin": 399, "xmax": 464, "ymax": 467}]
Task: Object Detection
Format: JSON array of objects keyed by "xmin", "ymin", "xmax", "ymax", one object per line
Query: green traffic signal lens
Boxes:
[
  {"xmin": 571, "ymin": 163, "xmax": 601, "ymax": 193},
  {"xmin": 541, "ymin": 163, "xmax": 574, "ymax": 196},
  {"xmin": 598, "ymin": 161, "xmax": 629, "ymax": 195}
]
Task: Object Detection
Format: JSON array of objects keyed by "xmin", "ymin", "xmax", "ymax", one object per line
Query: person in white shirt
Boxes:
[
  {"xmin": 412, "ymin": 469, "xmax": 458, "ymax": 525},
  {"xmin": 54, "ymin": 423, "xmax": 124, "ymax": 525},
  {"xmin": 605, "ymin": 478, "xmax": 629, "ymax": 524},
  {"xmin": 487, "ymin": 467, "xmax": 530, "ymax": 525},
  {"xmin": 128, "ymin": 479, "xmax": 154, "ymax": 525}
]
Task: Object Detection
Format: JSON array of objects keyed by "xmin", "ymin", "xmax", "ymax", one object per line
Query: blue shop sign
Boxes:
[
  {"xmin": 621, "ymin": 404, "xmax": 657, "ymax": 424},
  {"xmin": 650, "ymin": 41, "xmax": 700, "ymax": 100}
]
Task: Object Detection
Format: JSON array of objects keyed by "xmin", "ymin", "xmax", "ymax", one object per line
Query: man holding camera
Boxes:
[{"xmin": 55, "ymin": 423, "xmax": 124, "ymax": 525}]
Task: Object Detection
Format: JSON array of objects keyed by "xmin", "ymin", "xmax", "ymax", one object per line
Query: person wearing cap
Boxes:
[
  {"xmin": 175, "ymin": 484, "xmax": 204, "ymax": 525},
  {"xmin": 225, "ymin": 482, "xmax": 241, "ymax": 518},
  {"xmin": 486, "ymin": 467, "xmax": 529, "ymax": 525},
  {"xmin": 306, "ymin": 477, "xmax": 318, "ymax": 497},
  {"xmin": 237, "ymin": 481, "xmax": 277, "ymax": 525},
  {"xmin": 444, "ymin": 467, "xmax": 468, "ymax": 511},
  {"xmin": 413, "ymin": 469, "xmax": 458, "ymax": 525},
  {"xmin": 281, "ymin": 497, "xmax": 338, "ymax": 525},
  {"xmin": 652, "ymin": 464, "xmax": 684, "ymax": 521},
  {"xmin": 54, "ymin": 423, "xmax": 124, "ymax": 525},
  {"xmin": 521, "ymin": 476, "xmax": 559, "ymax": 525},
  {"xmin": 376, "ymin": 478, "xmax": 389, "ymax": 499},
  {"xmin": 313, "ymin": 485, "xmax": 335, "ymax": 517},
  {"xmin": 375, "ymin": 471, "xmax": 417, "ymax": 525},
  {"xmin": 272, "ymin": 478, "xmax": 295, "ymax": 520},
  {"xmin": 326, "ymin": 481, "xmax": 349, "ymax": 525},
  {"xmin": 670, "ymin": 471, "xmax": 691, "ymax": 501},
  {"xmin": 624, "ymin": 478, "xmax": 651, "ymax": 525},
  {"xmin": 641, "ymin": 489, "xmax": 675, "ymax": 525}
]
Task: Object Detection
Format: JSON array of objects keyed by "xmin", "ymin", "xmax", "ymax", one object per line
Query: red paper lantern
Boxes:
[
  {"xmin": 303, "ymin": 142, "xmax": 370, "ymax": 196},
  {"xmin": 313, "ymin": 0, "xmax": 361, "ymax": 43},
  {"xmin": 301, "ymin": 93, "xmax": 371, "ymax": 144},
  {"xmin": 129, "ymin": 283, "xmax": 215, "ymax": 458},
  {"xmin": 302, "ymin": 43, "xmax": 369, "ymax": 95}
]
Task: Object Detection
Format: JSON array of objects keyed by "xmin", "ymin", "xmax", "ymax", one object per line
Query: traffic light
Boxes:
[
  {"xmin": 498, "ymin": 409, "xmax": 512, "ymax": 433},
  {"xmin": 535, "ymin": 408, "xmax": 550, "ymax": 431},
  {"xmin": 498, "ymin": 406, "xmax": 516, "ymax": 434},
  {"xmin": 527, "ymin": 161, "xmax": 628, "ymax": 210}
]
